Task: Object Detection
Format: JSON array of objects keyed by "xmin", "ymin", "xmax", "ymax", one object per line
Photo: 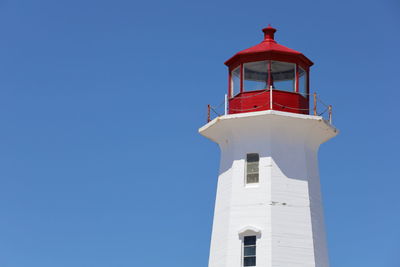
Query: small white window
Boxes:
[
  {"xmin": 243, "ymin": 236, "xmax": 256, "ymax": 266},
  {"xmin": 246, "ymin": 153, "xmax": 259, "ymax": 184}
]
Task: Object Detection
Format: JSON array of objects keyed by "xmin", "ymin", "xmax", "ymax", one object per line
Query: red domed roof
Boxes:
[{"xmin": 224, "ymin": 26, "xmax": 313, "ymax": 69}]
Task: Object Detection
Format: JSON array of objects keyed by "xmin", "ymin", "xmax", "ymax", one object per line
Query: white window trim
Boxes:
[{"xmin": 238, "ymin": 226, "xmax": 262, "ymax": 237}]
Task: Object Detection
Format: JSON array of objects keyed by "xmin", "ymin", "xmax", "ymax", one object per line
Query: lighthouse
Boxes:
[{"xmin": 199, "ymin": 26, "xmax": 338, "ymax": 267}]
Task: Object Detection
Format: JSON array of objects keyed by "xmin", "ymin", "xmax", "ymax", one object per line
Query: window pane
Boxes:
[
  {"xmin": 246, "ymin": 174, "xmax": 259, "ymax": 184},
  {"xmin": 246, "ymin": 153, "xmax": 259, "ymax": 163},
  {"xmin": 243, "ymin": 61, "xmax": 268, "ymax": 91},
  {"xmin": 271, "ymin": 61, "xmax": 295, "ymax": 92},
  {"xmin": 247, "ymin": 174, "xmax": 259, "ymax": 182},
  {"xmin": 298, "ymin": 67, "xmax": 307, "ymax": 97},
  {"xmin": 246, "ymin": 154, "xmax": 259, "ymax": 184},
  {"xmin": 243, "ymin": 236, "xmax": 256, "ymax": 267},
  {"xmin": 244, "ymin": 236, "xmax": 256, "ymax": 245},
  {"xmin": 244, "ymin": 257, "xmax": 256, "ymax": 266},
  {"xmin": 247, "ymin": 163, "xmax": 259, "ymax": 174},
  {"xmin": 231, "ymin": 67, "xmax": 241, "ymax": 96},
  {"xmin": 244, "ymin": 246, "xmax": 256, "ymax": 256}
]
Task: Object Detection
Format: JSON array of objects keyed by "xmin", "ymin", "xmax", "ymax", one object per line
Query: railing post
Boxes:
[
  {"xmin": 207, "ymin": 104, "xmax": 211, "ymax": 122},
  {"xmin": 224, "ymin": 94, "xmax": 228, "ymax": 115},
  {"xmin": 270, "ymin": 85, "xmax": 273, "ymax": 110},
  {"xmin": 313, "ymin": 92, "xmax": 317, "ymax": 116},
  {"xmin": 328, "ymin": 105, "xmax": 332, "ymax": 124}
]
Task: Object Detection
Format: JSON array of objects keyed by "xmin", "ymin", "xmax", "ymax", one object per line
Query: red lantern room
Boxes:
[{"xmin": 225, "ymin": 26, "xmax": 313, "ymax": 115}]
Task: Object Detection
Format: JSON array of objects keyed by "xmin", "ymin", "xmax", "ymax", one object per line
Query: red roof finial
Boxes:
[{"xmin": 262, "ymin": 25, "xmax": 277, "ymax": 43}]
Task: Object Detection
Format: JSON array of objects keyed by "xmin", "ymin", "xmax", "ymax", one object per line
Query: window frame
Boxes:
[
  {"xmin": 270, "ymin": 61, "xmax": 296, "ymax": 92},
  {"xmin": 245, "ymin": 153, "xmax": 260, "ymax": 185},
  {"xmin": 297, "ymin": 65, "xmax": 308, "ymax": 97},
  {"xmin": 242, "ymin": 235, "xmax": 257, "ymax": 267},
  {"xmin": 230, "ymin": 65, "xmax": 242, "ymax": 97},
  {"xmin": 242, "ymin": 60, "xmax": 269, "ymax": 92}
]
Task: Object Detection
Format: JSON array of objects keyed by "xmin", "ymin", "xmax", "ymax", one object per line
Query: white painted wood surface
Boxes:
[{"xmin": 199, "ymin": 110, "xmax": 338, "ymax": 267}]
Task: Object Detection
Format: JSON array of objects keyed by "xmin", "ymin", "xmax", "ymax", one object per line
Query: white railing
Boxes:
[{"xmin": 206, "ymin": 90, "xmax": 333, "ymax": 124}]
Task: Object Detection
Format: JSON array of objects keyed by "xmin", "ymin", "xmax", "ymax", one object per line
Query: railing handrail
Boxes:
[{"xmin": 207, "ymin": 90, "xmax": 333, "ymax": 124}]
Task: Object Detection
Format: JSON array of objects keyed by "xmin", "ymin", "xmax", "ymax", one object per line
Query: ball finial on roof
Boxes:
[{"xmin": 262, "ymin": 25, "xmax": 277, "ymax": 43}]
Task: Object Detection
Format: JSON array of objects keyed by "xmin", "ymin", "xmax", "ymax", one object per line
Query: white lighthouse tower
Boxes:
[{"xmin": 199, "ymin": 26, "xmax": 338, "ymax": 267}]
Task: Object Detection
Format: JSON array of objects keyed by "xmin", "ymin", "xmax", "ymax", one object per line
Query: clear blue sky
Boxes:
[{"xmin": 0, "ymin": 0, "xmax": 399, "ymax": 266}]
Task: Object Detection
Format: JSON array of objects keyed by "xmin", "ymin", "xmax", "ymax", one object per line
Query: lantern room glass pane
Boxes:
[
  {"xmin": 231, "ymin": 67, "xmax": 241, "ymax": 97},
  {"xmin": 271, "ymin": 61, "xmax": 295, "ymax": 92},
  {"xmin": 298, "ymin": 67, "xmax": 307, "ymax": 97},
  {"xmin": 243, "ymin": 61, "xmax": 268, "ymax": 91}
]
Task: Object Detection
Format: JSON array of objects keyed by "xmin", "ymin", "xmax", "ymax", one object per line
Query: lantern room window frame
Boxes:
[{"xmin": 228, "ymin": 60, "xmax": 309, "ymax": 99}]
